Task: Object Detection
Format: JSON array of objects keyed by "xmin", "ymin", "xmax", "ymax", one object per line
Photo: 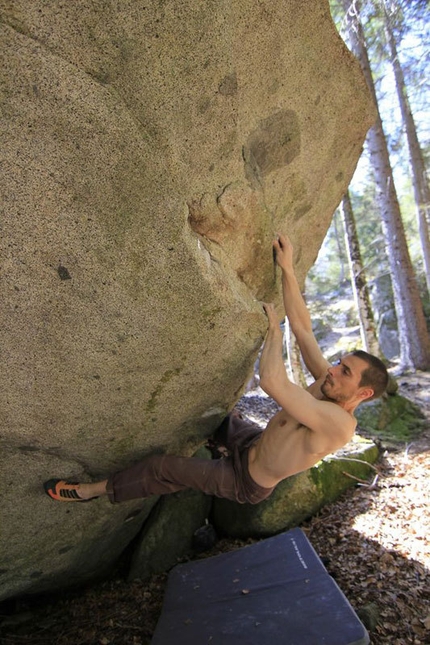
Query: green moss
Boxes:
[
  {"xmin": 201, "ymin": 306, "xmax": 222, "ymax": 319},
  {"xmin": 356, "ymin": 394, "xmax": 425, "ymax": 443},
  {"xmin": 310, "ymin": 442, "xmax": 379, "ymax": 501}
]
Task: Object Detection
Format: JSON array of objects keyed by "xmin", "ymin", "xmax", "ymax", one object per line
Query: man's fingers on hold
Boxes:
[{"xmin": 263, "ymin": 302, "xmax": 275, "ymax": 313}]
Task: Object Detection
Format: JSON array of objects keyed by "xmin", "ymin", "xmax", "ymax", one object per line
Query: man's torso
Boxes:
[{"xmin": 248, "ymin": 377, "xmax": 356, "ymax": 488}]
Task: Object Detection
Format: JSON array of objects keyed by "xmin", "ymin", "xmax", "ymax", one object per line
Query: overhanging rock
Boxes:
[{"xmin": 1, "ymin": 0, "xmax": 375, "ymax": 600}]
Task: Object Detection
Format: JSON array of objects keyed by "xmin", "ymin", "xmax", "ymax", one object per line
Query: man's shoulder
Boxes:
[
  {"xmin": 316, "ymin": 397, "xmax": 357, "ymax": 434},
  {"xmin": 326, "ymin": 405, "xmax": 357, "ymax": 444},
  {"xmin": 302, "ymin": 402, "xmax": 356, "ymax": 456}
]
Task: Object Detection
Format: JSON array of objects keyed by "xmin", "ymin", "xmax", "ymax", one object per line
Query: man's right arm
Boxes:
[{"xmin": 273, "ymin": 233, "xmax": 329, "ymax": 381}]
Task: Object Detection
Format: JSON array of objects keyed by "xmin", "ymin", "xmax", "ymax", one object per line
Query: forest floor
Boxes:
[{"xmin": 0, "ymin": 370, "xmax": 429, "ymax": 645}]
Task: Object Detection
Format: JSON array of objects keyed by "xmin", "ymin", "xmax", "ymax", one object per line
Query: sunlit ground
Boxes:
[{"xmin": 351, "ymin": 449, "xmax": 430, "ymax": 568}]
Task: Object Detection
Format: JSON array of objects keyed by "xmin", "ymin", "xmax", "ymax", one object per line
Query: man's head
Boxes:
[
  {"xmin": 321, "ymin": 350, "xmax": 389, "ymax": 407},
  {"xmin": 351, "ymin": 350, "xmax": 389, "ymax": 401}
]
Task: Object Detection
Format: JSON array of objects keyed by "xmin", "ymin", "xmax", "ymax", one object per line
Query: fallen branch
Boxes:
[
  {"xmin": 342, "ymin": 471, "xmax": 369, "ymax": 484},
  {"xmin": 332, "ymin": 457, "xmax": 380, "ymax": 473},
  {"xmin": 342, "ymin": 472, "xmax": 380, "ymax": 489}
]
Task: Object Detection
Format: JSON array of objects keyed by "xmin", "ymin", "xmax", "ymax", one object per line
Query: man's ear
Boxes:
[{"xmin": 359, "ymin": 387, "xmax": 374, "ymax": 401}]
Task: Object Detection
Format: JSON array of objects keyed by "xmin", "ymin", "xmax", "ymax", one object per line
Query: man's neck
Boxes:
[{"xmin": 322, "ymin": 394, "xmax": 358, "ymax": 416}]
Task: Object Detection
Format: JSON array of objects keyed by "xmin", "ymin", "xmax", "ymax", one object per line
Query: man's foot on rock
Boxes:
[{"xmin": 43, "ymin": 479, "xmax": 98, "ymax": 502}]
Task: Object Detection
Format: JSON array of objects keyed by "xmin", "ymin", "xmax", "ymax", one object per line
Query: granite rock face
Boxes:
[{"xmin": 0, "ymin": 0, "xmax": 374, "ymax": 600}]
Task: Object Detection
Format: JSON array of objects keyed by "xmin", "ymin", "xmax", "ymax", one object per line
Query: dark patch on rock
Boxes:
[
  {"xmin": 192, "ymin": 523, "xmax": 218, "ymax": 553},
  {"xmin": 18, "ymin": 445, "xmax": 39, "ymax": 453},
  {"xmin": 218, "ymin": 73, "xmax": 238, "ymax": 96},
  {"xmin": 57, "ymin": 265, "xmax": 72, "ymax": 281},
  {"xmin": 243, "ymin": 109, "xmax": 300, "ymax": 185},
  {"xmin": 198, "ymin": 96, "xmax": 211, "ymax": 113},
  {"xmin": 293, "ymin": 202, "xmax": 312, "ymax": 222}
]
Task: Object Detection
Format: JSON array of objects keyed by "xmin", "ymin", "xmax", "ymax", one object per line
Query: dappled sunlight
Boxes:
[
  {"xmin": 303, "ymin": 444, "xmax": 430, "ymax": 644},
  {"xmin": 350, "ymin": 450, "xmax": 430, "ymax": 568}
]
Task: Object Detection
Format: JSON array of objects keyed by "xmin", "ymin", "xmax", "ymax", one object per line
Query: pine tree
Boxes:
[
  {"xmin": 340, "ymin": 0, "xmax": 430, "ymax": 370},
  {"xmin": 284, "ymin": 321, "xmax": 307, "ymax": 388},
  {"xmin": 381, "ymin": 0, "xmax": 430, "ymax": 295},
  {"xmin": 340, "ymin": 191, "xmax": 384, "ymax": 358}
]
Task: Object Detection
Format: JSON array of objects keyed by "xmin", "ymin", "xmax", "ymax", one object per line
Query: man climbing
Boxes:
[{"xmin": 44, "ymin": 233, "xmax": 389, "ymax": 505}]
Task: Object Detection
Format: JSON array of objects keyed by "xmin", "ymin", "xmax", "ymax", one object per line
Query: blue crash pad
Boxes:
[{"xmin": 151, "ymin": 528, "xmax": 369, "ymax": 645}]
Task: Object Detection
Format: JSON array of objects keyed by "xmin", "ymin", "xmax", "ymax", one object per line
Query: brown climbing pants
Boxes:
[{"xmin": 106, "ymin": 412, "xmax": 275, "ymax": 505}]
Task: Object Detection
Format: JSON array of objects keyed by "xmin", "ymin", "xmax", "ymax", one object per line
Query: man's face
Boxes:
[{"xmin": 321, "ymin": 355, "xmax": 370, "ymax": 403}]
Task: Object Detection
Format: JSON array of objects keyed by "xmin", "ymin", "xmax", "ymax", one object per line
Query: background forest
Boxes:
[{"xmin": 305, "ymin": 0, "xmax": 429, "ymax": 374}]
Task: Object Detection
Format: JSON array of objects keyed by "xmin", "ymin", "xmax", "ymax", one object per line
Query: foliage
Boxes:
[{"xmin": 305, "ymin": 185, "xmax": 393, "ymax": 326}]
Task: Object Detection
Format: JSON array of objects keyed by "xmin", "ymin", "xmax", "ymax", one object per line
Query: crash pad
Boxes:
[{"xmin": 151, "ymin": 528, "xmax": 369, "ymax": 645}]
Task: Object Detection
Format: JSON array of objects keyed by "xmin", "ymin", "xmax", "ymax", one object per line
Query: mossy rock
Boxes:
[
  {"xmin": 127, "ymin": 487, "xmax": 212, "ymax": 581},
  {"xmin": 212, "ymin": 438, "xmax": 379, "ymax": 539},
  {"xmin": 356, "ymin": 394, "xmax": 425, "ymax": 444}
]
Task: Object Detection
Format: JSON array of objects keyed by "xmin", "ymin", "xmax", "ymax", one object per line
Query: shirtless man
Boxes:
[
  {"xmin": 248, "ymin": 233, "xmax": 388, "ymax": 489},
  {"xmin": 44, "ymin": 233, "xmax": 388, "ymax": 504}
]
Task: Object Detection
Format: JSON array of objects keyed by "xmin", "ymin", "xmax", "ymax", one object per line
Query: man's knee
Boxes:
[{"xmin": 139, "ymin": 453, "xmax": 164, "ymax": 478}]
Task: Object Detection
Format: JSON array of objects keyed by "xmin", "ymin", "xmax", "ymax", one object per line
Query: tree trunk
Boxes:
[
  {"xmin": 340, "ymin": 192, "xmax": 384, "ymax": 359},
  {"xmin": 333, "ymin": 210, "xmax": 346, "ymax": 283},
  {"xmin": 341, "ymin": 0, "xmax": 430, "ymax": 370},
  {"xmin": 284, "ymin": 319, "xmax": 308, "ymax": 388},
  {"xmin": 383, "ymin": 2, "xmax": 430, "ymax": 296}
]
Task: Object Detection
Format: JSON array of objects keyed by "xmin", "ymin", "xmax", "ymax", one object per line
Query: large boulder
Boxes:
[{"xmin": 0, "ymin": 0, "xmax": 375, "ymax": 600}]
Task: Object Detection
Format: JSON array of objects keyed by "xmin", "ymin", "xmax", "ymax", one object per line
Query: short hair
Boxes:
[{"xmin": 352, "ymin": 350, "xmax": 389, "ymax": 400}]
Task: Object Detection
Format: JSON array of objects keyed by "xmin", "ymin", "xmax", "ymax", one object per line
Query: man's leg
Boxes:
[
  {"xmin": 107, "ymin": 453, "xmax": 239, "ymax": 502},
  {"xmin": 44, "ymin": 414, "xmax": 268, "ymax": 504},
  {"xmin": 45, "ymin": 452, "xmax": 241, "ymax": 503}
]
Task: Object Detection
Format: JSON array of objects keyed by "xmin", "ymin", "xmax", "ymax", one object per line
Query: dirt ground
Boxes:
[{"xmin": 0, "ymin": 371, "xmax": 429, "ymax": 645}]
